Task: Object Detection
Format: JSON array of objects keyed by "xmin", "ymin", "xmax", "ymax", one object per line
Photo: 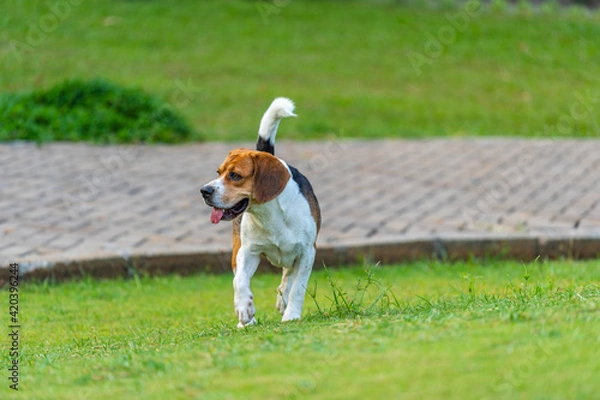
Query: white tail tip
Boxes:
[
  {"xmin": 258, "ymin": 97, "xmax": 297, "ymax": 143},
  {"xmin": 269, "ymin": 97, "xmax": 296, "ymax": 119}
]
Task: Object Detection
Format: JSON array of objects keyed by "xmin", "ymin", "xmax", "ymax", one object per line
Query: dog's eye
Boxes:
[{"xmin": 228, "ymin": 172, "xmax": 242, "ymax": 181}]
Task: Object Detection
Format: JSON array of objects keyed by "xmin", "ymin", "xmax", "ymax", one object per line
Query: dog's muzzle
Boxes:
[
  {"xmin": 200, "ymin": 185, "xmax": 215, "ymax": 202},
  {"xmin": 200, "ymin": 185, "xmax": 249, "ymax": 224}
]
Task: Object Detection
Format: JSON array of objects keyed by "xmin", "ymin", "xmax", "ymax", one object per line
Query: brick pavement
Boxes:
[{"xmin": 1, "ymin": 139, "xmax": 599, "ymax": 277}]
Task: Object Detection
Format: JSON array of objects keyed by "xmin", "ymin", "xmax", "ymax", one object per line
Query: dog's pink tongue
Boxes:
[{"xmin": 210, "ymin": 208, "xmax": 224, "ymax": 224}]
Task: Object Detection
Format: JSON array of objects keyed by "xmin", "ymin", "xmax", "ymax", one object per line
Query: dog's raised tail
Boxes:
[{"xmin": 257, "ymin": 97, "xmax": 296, "ymax": 155}]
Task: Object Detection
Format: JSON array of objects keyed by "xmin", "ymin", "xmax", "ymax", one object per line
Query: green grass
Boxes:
[
  {"xmin": 0, "ymin": 79, "xmax": 198, "ymax": 143},
  {"xmin": 1, "ymin": 1, "xmax": 599, "ymax": 142},
  {"xmin": 3, "ymin": 259, "xmax": 599, "ymax": 399}
]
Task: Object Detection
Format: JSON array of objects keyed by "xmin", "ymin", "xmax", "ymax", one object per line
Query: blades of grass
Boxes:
[{"xmin": 307, "ymin": 279, "xmax": 324, "ymax": 316}]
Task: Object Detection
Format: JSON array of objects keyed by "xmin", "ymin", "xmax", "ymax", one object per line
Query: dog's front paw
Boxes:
[
  {"xmin": 236, "ymin": 317, "xmax": 257, "ymax": 329},
  {"xmin": 235, "ymin": 297, "xmax": 256, "ymax": 327}
]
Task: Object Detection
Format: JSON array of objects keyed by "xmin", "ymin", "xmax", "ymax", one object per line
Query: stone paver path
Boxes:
[{"xmin": 1, "ymin": 139, "xmax": 599, "ymax": 271}]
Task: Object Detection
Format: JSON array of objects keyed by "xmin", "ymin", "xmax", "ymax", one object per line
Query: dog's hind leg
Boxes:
[
  {"xmin": 281, "ymin": 248, "xmax": 316, "ymax": 322},
  {"xmin": 276, "ymin": 267, "xmax": 293, "ymax": 315}
]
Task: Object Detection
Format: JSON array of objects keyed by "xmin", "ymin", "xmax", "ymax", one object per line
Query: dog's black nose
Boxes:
[{"xmin": 200, "ymin": 185, "xmax": 215, "ymax": 199}]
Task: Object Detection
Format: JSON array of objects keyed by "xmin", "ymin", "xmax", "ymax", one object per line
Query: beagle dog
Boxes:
[{"xmin": 200, "ymin": 98, "xmax": 321, "ymax": 328}]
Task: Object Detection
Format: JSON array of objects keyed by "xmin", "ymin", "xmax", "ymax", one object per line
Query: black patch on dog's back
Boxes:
[{"xmin": 289, "ymin": 165, "xmax": 321, "ymax": 231}]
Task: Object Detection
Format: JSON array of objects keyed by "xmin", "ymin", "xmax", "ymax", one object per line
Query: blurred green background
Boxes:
[{"xmin": 1, "ymin": 0, "xmax": 599, "ymax": 142}]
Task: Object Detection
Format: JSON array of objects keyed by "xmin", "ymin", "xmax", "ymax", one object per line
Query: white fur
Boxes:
[
  {"xmin": 204, "ymin": 178, "xmax": 228, "ymax": 206},
  {"xmin": 258, "ymin": 97, "xmax": 296, "ymax": 144},
  {"xmin": 234, "ymin": 160, "xmax": 317, "ymax": 327},
  {"xmin": 206, "ymin": 178, "xmax": 230, "ymax": 208},
  {"xmin": 203, "ymin": 97, "xmax": 317, "ymax": 328}
]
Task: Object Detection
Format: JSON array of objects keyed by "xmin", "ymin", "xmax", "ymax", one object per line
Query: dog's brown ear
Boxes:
[{"xmin": 252, "ymin": 152, "xmax": 290, "ymax": 204}]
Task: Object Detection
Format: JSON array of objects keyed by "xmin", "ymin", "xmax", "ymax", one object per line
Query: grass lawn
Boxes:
[
  {"xmin": 1, "ymin": 1, "xmax": 599, "ymax": 141},
  {"xmin": 2, "ymin": 259, "xmax": 599, "ymax": 399}
]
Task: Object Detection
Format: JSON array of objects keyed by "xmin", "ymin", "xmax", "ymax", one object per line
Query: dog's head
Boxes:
[{"xmin": 200, "ymin": 149, "xmax": 291, "ymax": 224}]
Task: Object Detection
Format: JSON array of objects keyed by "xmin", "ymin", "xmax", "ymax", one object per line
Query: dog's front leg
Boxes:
[{"xmin": 233, "ymin": 248, "xmax": 260, "ymax": 328}]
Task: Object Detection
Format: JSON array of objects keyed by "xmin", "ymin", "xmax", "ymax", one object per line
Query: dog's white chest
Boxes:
[
  {"xmin": 241, "ymin": 213, "xmax": 310, "ymax": 268},
  {"xmin": 259, "ymin": 242, "xmax": 303, "ymax": 268},
  {"xmin": 240, "ymin": 180, "xmax": 316, "ymax": 269}
]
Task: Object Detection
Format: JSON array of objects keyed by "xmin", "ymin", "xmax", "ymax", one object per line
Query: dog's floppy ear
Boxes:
[{"xmin": 252, "ymin": 152, "xmax": 290, "ymax": 204}]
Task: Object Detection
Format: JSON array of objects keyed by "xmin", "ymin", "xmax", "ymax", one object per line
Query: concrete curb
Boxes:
[{"xmin": 3, "ymin": 232, "xmax": 599, "ymax": 282}]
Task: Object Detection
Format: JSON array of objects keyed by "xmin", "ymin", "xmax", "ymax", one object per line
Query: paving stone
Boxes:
[{"xmin": 1, "ymin": 139, "xmax": 599, "ymax": 268}]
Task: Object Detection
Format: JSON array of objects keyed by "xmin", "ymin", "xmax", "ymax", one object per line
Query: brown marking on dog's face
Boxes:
[
  {"xmin": 220, "ymin": 150, "xmax": 290, "ymax": 270},
  {"xmin": 215, "ymin": 149, "xmax": 290, "ymax": 207},
  {"xmin": 215, "ymin": 149, "xmax": 256, "ymax": 206}
]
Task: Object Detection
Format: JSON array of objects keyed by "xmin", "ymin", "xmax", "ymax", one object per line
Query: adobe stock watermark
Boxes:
[
  {"xmin": 408, "ymin": 0, "xmax": 482, "ymax": 76},
  {"xmin": 8, "ymin": 0, "xmax": 86, "ymax": 63},
  {"xmin": 61, "ymin": 79, "xmax": 204, "ymax": 218},
  {"xmin": 168, "ymin": 78, "xmax": 204, "ymax": 110},
  {"xmin": 299, "ymin": 132, "xmax": 349, "ymax": 176},
  {"xmin": 461, "ymin": 89, "xmax": 597, "ymax": 228},
  {"xmin": 492, "ymin": 339, "xmax": 557, "ymax": 398},
  {"xmin": 539, "ymin": 89, "xmax": 598, "ymax": 136},
  {"xmin": 282, "ymin": 328, "xmax": 343, "ymax": 399},
  {"xmin": 255, "ymin": 0, "xmax": 291, "ymax": 24},
  {"xmin": 61, "ymin": 146, "xmax": 138, "ymax": 218},
  {"xmin": 461, "ymin": 151, "xmax": 534, "ymax": 226},
  {"xmin": 7, "ymin": 263, "xmax": 20, "ymax": 391}
]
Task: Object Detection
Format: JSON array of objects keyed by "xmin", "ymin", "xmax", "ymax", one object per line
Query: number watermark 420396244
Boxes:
[{"xmin": 7, "ymin": 263, "xmax": 20, "ymax": 391}]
